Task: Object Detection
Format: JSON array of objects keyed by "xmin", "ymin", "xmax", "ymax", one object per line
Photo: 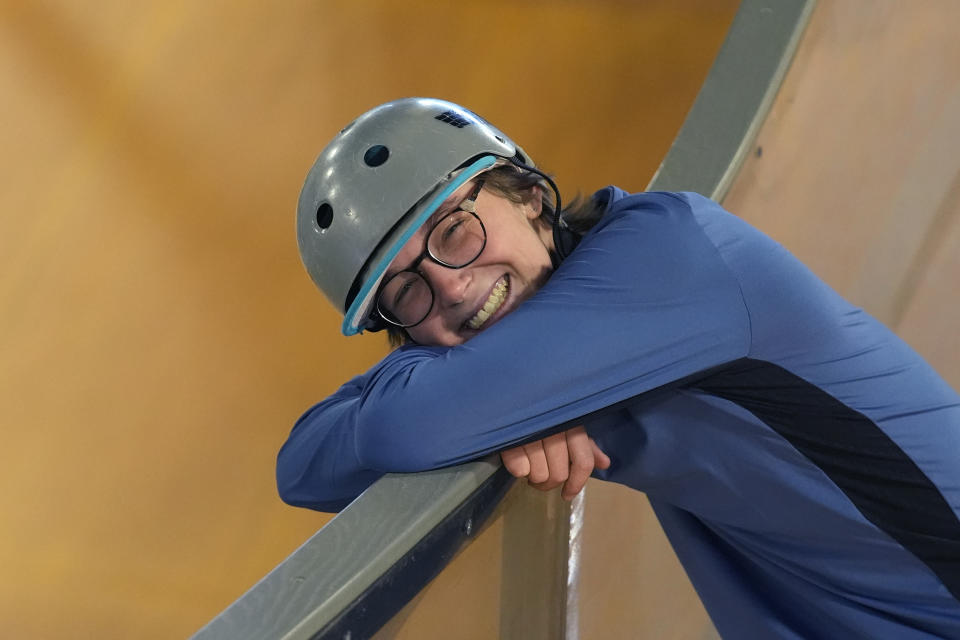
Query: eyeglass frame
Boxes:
[{"xmin": 374, "ymin": 179, "xmax": 489, "ymax": 328}]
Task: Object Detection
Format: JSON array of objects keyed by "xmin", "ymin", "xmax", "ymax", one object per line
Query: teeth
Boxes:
[{"xmin": 467, "ymin": 278, "xmax": 508, "ymax": 330}]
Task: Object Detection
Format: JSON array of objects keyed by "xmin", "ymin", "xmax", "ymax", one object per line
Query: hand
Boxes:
[{"xmin": 499, "ymin": 426, "xmax": 611, "ymax": 500}]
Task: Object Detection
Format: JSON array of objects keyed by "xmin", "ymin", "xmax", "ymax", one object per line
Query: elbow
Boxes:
[
  {"xmin": 275, "ymin": 453, "xmax": 305, "ymax": 507},
  {"xmin": 275, "ymin": 446, "xmax": 323, "ymax": 510},
  {"xmin": 276, "ymin": 441, "xmax": 384, "ymax": 513},
  {"xmin": 276, "ymin": 467, "xmax": 350, "ymax": 513}
]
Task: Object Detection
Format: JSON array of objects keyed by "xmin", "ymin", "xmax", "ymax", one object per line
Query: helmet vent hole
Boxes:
[
  {"xmin": 316, "ymin": 203, "xmax": 333, "ymax": 229},
  {"xmin": 435, "ymin": 111, "xmax": 471, "ymax": 128},
  {"xmin": 494, "ymin": 135, "xmax": 505, "ymax": 143},
  {"xmin": 363, "ymin": 145, "xmax": 389, "ymax": 167}
]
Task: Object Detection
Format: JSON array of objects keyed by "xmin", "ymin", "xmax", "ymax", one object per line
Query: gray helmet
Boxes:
[{"xmin": 297, "ymin": 98, "xmax": 533, "ymax": 335}]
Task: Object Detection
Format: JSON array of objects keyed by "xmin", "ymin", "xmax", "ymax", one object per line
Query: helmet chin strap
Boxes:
[{"xmin": 509, "ymin": 159, "xmax": 573, "ymax": 263}]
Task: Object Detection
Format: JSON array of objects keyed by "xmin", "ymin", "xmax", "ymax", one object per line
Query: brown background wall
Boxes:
[{"xmin": 0, "ymin": 1, "xmax": 738, "ymax": 637}]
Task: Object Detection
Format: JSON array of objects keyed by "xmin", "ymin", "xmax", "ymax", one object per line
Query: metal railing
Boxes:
[{"xmin": 192, "ymin": 1, "xmax": 814, "ymax": 637}]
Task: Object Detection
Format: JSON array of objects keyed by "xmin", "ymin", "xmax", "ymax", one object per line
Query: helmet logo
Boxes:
[{"xmin": 434, "ymin": 110, "xmax": 471, "ymax": 128}]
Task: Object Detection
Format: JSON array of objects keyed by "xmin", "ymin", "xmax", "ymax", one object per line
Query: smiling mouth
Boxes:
[{"xmin": 466, "ymin": 275, "xmax": 509, "ymax": 330}]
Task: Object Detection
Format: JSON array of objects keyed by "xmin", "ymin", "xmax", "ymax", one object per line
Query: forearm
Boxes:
[
  {"xmin": 276, "ymin": 376, "xmax": 385, "ymax": 512},
  {"xmin": 350, "ymin": 197, "xmax": 751, "ymax": 469}
]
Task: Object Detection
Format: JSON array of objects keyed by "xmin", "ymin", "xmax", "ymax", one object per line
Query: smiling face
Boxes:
[{"xmin": 381, "ymin": 177, "xmax": 555, "ymax": 346}]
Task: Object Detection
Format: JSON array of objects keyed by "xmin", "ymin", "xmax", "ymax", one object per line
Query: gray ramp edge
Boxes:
[
  {"xmin": 648, "ymin": 0, "xmax": 815, "ymax": 200},
  {"xmin": 191, "ymin": 1, "xmax": 815, "ymax": 637},
  {"xmin": 192, "ymin": 457, "xmax": 503, "ymax": 640}
]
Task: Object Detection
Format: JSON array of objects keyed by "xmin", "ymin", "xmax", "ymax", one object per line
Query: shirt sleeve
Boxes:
[
  {"xmin": 276, "ymin": 374, "xmax": 387, "ymax": 511},
  {"xmin": 277, "ymin": 191, "xmax": 752, "ymax": 511}
]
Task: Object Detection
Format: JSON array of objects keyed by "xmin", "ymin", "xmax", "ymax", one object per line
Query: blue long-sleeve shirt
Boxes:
[{"xmin": 278, "ymin": 190, "xmax": 960, "ymax": 638}]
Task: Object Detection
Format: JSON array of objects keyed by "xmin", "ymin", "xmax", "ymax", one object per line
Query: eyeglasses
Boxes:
[{"xmin": 376, "ymin": 180, "xmax": 487, "ymax": 328}]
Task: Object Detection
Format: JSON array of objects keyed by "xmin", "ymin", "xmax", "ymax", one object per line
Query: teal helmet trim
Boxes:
[{"xmin": 342, "ymin": 154, "xmax": 497, "ymax": 335}]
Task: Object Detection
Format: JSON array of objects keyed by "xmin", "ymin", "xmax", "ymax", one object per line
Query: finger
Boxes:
[
  {"xmin": 539, "ymin": 431, "xmax": 570, "ymax": 489},
  {"xmin": 523, "ymin": 440, "xmax": 550, "ymax": 485},
  {"xmin": 591, "ymin": 438, "xmax": 611, "ymax": 470},
  {"xmin": 562, "ymin": 427, "xmax": 595, "ymax": 500},
  {"xmin": 500, "ymin": 446, "xmax": 531, "ymax": 478}
]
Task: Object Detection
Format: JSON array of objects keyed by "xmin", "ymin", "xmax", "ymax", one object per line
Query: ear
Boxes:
[{"xmin": 524, "ymin": 184, "xmax": 544, "ymax": 220}]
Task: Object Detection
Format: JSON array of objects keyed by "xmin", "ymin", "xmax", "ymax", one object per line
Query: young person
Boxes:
[{"xmin": 279, "ymin": 98, "xmax": 960, "ymax": 638}]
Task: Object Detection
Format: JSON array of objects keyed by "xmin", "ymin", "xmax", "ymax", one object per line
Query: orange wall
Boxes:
[{"xmin": 0, "ymin": 1, "xmax": 737, "ymax": 637}]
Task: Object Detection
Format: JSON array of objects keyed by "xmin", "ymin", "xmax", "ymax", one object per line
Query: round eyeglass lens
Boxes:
[
  {"xmin": 428, "ymin": 210, "xmax": 486, "ymax": 267},
  {"xmin": 378, "ymin": 271, "xmax": 433, "ymax": 327}
]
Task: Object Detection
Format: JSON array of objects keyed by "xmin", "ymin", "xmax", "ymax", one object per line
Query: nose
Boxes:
[{"xmin": 420, "ymin": 261, "xmax": 470, "ymax": 307}]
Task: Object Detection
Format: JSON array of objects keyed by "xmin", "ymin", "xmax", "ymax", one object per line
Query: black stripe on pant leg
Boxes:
[{"xmin": 692, "ymin": 358, "xmax": 960, "ymax": 601}]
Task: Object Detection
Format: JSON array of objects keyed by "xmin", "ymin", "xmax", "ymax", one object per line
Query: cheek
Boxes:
[
  {"xmin": 406, "ymin": 319, "xmax": 462, "ymax": 347},
  {"xmin": 511, "ymin": 231, "xmax": 554, "ymax": 278},
  {"xmin": 488, "ymin": 213, "xmax": 552, "ymax": 266}
]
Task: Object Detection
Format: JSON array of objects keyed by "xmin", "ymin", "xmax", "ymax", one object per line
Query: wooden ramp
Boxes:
[{"xmin": 724, "ymin": 0, "xmax": 960, "ymax": 383}]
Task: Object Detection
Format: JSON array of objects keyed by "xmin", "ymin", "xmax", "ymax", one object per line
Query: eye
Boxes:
[
  {"xmin": 442, "ymin": 218, "xmax": 466, "ymax": 241},
  {"xmin": 394, "ymin": 277, "xmax": 415, "ymax": 305}
]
